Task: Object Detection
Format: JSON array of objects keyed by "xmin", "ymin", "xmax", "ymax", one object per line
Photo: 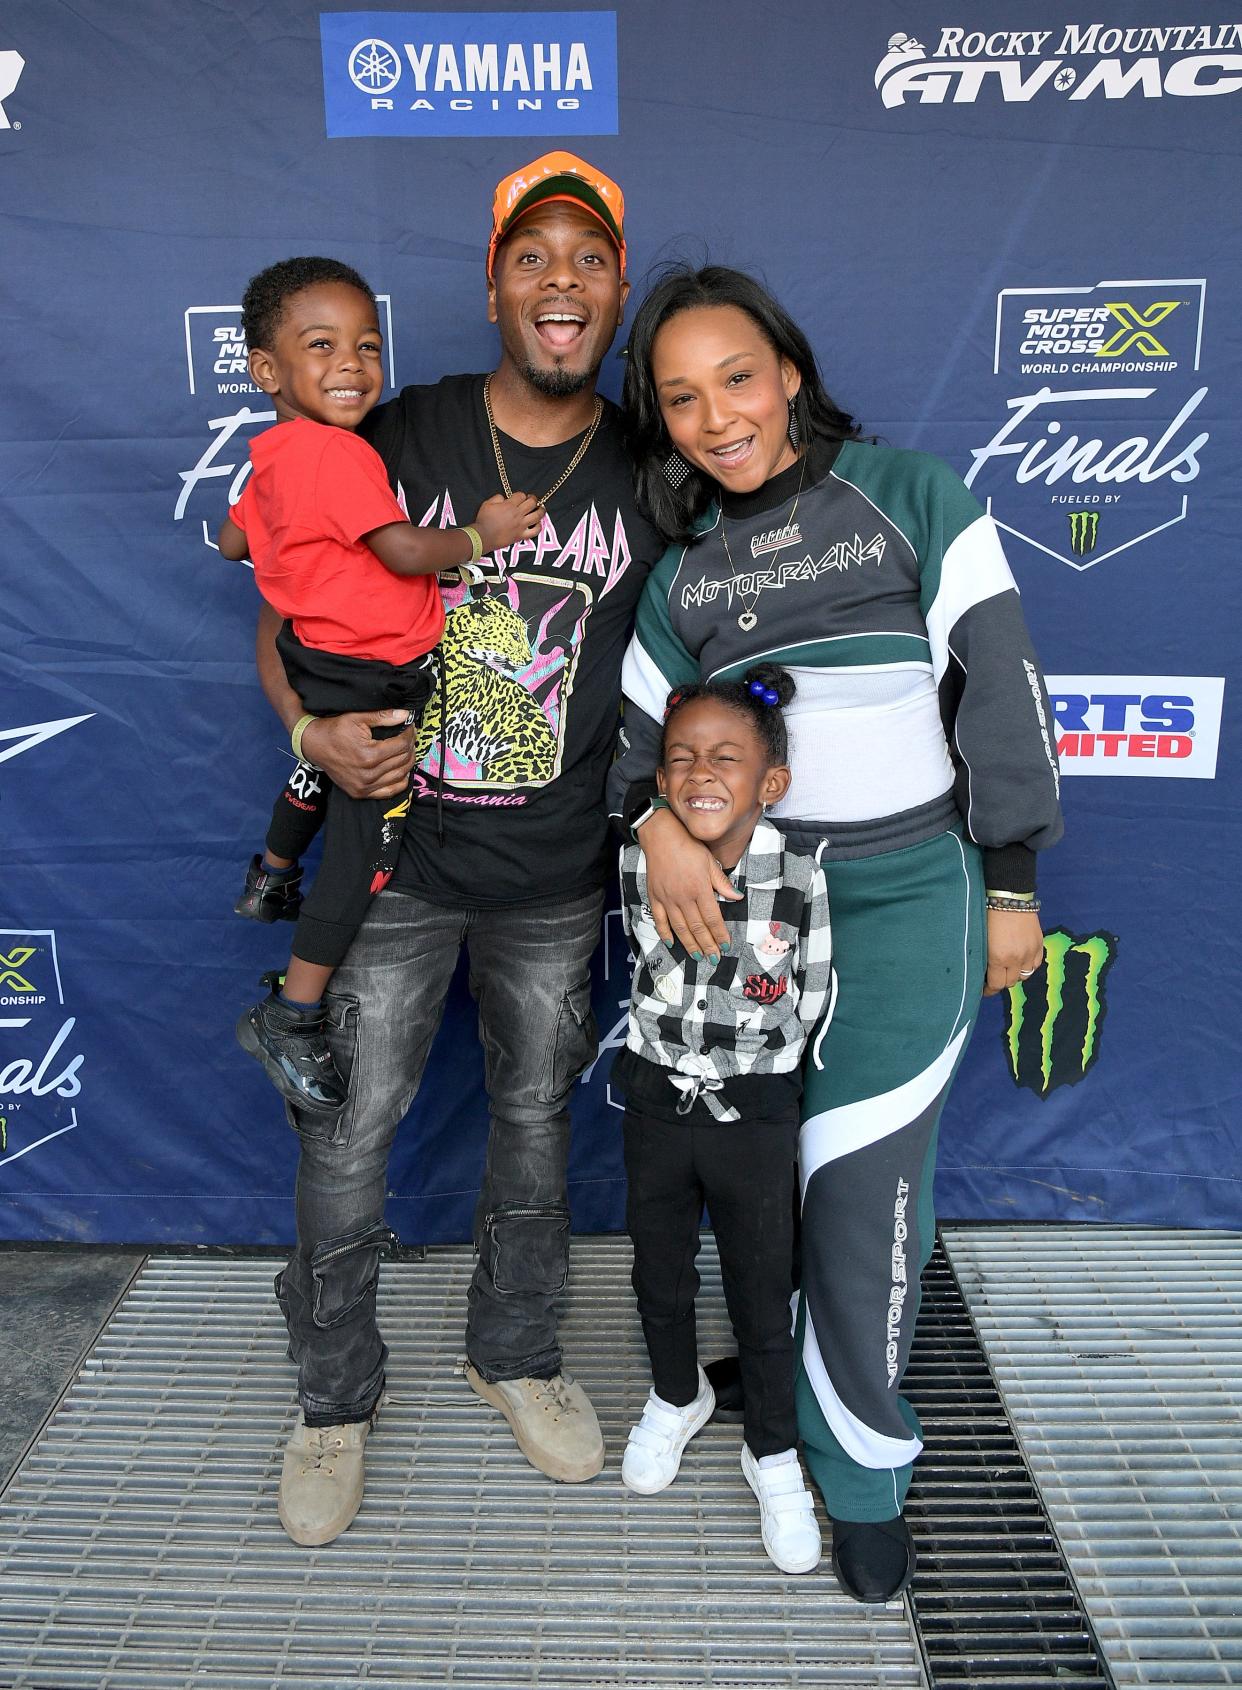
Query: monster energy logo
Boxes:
[
  {"xmin": 1003, "ymin": 927, "xmax": 1118, "ymax": 1097},
  {"xmin": 1068, "ymin": 510, "xmax": 1100, "ymax": 556},
  {"xmin": 0, "ymin": 1117, "xmax": 6, "ymax": 1152}
]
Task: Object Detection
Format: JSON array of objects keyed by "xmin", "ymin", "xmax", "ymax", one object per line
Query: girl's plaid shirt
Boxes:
[{"xmin": 619, "ymin": 818, "xmax": 833, "ymax": 1121}]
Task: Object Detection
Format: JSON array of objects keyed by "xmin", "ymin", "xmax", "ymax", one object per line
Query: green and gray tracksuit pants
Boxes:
[{"xmin": 781, "ymin": 796, "xmax": 986, "ymax": 1522}]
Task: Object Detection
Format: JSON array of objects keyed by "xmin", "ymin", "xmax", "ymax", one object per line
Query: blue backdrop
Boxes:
[{"xmin": 2, "ymin": 2, "xmax": 1238, "ymax": 1242}]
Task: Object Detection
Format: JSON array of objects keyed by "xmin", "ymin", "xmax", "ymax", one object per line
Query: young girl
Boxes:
[
  {"xmin": 218, "ymin": 256, "xmax": 540, "ymax": 1114},
  {"xmin": 614, "ymin": 664, "xmax": 830, "ymax": 1575}
]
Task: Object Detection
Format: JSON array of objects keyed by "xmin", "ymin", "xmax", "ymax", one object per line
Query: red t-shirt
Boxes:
[{"xmin": 230, "ymin": 417, "xmax": 444, "ymax": 665}]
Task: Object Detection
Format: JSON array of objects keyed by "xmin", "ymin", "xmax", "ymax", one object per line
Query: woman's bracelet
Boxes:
[
  {"xmin": 985, "ymin": 887, "xmax": 1035, "ymax": 902},
  {"xmin": 461, "ymin": 525, "xmax": 484, "ymax": 565},
  {"xmin": 290, "ymin": 713, "xmax": 320, "ymax": 766},
  {"xmin": 987, "ymin": 895, "xmax": 1041, "ymax": 914}
]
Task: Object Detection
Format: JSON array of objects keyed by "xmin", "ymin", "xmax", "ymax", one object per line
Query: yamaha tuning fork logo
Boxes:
[{"xmin": 321, "ymin": 11, "xmax": 619, "ymax": 137}]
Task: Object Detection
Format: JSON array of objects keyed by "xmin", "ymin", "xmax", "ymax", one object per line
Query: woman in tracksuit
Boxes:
[{"xmin": 610, "ymin": 266, "xmax": 1062, "ymax": 1604}]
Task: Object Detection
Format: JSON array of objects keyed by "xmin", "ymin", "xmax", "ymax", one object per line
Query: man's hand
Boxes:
[
  {"xmin": 639, "ymin": 807, "xmax": 742, "ymax": 961},
  {"xmin": 300, "ymin": 711, "xmax": 418, "ymax": 800},
  {"xmin": 983, "ymin": 908, "xmax": 1045, "ymax": 997}
]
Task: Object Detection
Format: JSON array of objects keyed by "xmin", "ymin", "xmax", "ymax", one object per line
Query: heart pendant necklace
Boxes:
[{"xmin": 717, "ymin": 449, "xmax": 808, "ymax": 634}]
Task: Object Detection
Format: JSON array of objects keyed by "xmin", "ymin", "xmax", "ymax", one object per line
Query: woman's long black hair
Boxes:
[{"xmin": 622, "ymin": 265, "xmax": 862, "ymax": 542}]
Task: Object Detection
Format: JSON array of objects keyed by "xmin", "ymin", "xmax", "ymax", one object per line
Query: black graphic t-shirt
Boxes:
[{"xmin": 361, "ymin": 374, "xmax": 660, "ymax": 907}]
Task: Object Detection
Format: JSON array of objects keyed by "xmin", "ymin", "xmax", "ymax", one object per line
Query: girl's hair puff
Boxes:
[{"xmin": 660, "ymin": 664, "xmax": 797, "ymax": 767}]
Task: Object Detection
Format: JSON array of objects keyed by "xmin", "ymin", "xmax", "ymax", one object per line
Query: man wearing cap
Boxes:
[{"xmin": 254, "ymin": 154, "xmax": 660, "ymax": 1545}]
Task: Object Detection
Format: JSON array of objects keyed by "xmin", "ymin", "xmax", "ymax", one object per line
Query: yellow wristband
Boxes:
[
  {"xmin": 985, "ymin": 888, "xmax": 1035, "ymax": 901},
  {"xmin": 290, "ymin": 713, "xmax": 318, "ymax": 764},
  {"xmin": 461, "ymin": 525, "xmax": 483, "ymax": 565}
]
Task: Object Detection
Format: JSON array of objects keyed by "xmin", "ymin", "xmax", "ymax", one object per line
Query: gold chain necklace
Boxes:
[
  {"xmin": 717, "ymin": 450, "xmax": 809, "ymax": 632},
  {"xmin": 483, "ymin": 377, "xmax": 603, "ymax": 505}
]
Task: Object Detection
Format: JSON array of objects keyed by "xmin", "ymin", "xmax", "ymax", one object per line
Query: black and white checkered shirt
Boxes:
[{"xmin": 620, "ymin": 819, "xmax": 833, "ymax": 1122}]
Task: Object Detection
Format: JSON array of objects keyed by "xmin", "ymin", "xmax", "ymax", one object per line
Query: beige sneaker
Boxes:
[
  {"xmin": 277, "ymin": 1401, "xmax": 381, "ymax": 1546},
  {"xmin": 465, "ymin": 1366, "xmax": 604, "ymax": 1482}
]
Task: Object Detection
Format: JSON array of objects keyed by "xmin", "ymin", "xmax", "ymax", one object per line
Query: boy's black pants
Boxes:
[
  {"xmin": 265, "ymin": 623, "xmax": 436, "ymax": 969},
  {"xmin": 623, "ymin": 1105, "xmax": 799, "ymax": 1458}
]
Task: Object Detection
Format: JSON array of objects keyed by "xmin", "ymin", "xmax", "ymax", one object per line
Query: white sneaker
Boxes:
[
  {"xmin": 621, "ymin": 1368, "xmax": 715, "ymax": 1494},
  {"xmin": 741, "ymin": 1444, "xmax": 822, "ymax": 1574}
]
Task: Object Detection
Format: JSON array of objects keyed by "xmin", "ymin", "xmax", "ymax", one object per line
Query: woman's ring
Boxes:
[{"xmin": 1018, "ymin": 968, "xmax": 1036, "ymax": 978}]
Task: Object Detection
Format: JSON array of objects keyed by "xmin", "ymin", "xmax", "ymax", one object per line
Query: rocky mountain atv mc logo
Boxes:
[
  {"xmin": 875, "ymin": 26, "xmax": 1242, "ymax": 105},
  {"xmin": 1003, "ymin": 928, "xmax": 1118, "ymax": 1096}
]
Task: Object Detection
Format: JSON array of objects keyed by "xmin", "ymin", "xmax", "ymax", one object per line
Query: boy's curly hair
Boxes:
[{"xmin": 241, "ymin": 256, "xmax": 377, "ymax": 352}]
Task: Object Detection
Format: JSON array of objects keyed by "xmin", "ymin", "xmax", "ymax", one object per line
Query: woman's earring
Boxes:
[
  {"xmin": 662, "ymin": 449, "xmax": 691, "ymax": 489},
  {"xmin": 787, "ymin": 399, "xmax": 801, "ymax": 450}
]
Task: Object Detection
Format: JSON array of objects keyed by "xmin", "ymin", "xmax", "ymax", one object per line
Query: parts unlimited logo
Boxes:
[
  {"xmin": 1046, "ymin": 674, "xmax": 1224, "ymax": 777},
  {"xmin": 0, "ymin": 930, "xmax": 85, "ymax": 1170},
  {"xmin": 964, "ymin": 279, "xmax": 1208, "ymax": 571},
  {"xmin": 1003, "ymin": 928, "xmax": 1118, "ymax": 1097},
  {"xmin": 876, "ymin": 24, "xmax": 1242, "ymax": 105},
  {"xmin": 321, "ymin": 10, "xmax": 618, "ymax": 137},
  {"xmin": 174, "ymin": 298, "xmax": 395, "ymax": 552}
]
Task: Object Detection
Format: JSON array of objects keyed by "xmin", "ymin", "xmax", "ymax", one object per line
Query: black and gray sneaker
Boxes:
[
  {"xmin": 235, "ymin": 855, "xmax": 303, "ymax": 923},
  {"xmin": 236, "ymin": 972, "xmax": 347, "ymax": 1112}
]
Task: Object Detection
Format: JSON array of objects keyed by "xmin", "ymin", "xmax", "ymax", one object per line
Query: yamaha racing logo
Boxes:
[
  {"xmin": 321, "ymin": 11, "xmax": 618, "ymax": 137},
  {"xmin": 965, "ymin": 279, "xmax": 1209, "ymax": 572},
  {"xmin": 876, "ymin": 24, "xmax": 1242, "ymax": 105}
]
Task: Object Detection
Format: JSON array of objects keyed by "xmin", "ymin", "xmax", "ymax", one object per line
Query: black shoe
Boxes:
[
  {"xmin": 236, "ymin": 973, "xmax": 347, "ymax": 1112},
  {"xmin": 235, "ymin": 855, "xmax": 303, "ymax": 923},
  {"xmin": 703, "ymin": 1355, "xmax": 745, "ymax": 1423},
  {"xmin": 830, "ymin": 1514, "xmax": 916, "ymax": 1603}
]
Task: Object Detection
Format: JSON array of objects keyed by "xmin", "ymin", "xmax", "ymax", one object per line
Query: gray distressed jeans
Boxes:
[{"xmin": 274, "ymin": 886, "xmax": 603, "ymax": 1425}]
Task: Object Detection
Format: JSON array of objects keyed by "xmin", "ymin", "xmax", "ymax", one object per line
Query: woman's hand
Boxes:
[
  {"xmin": 640, "ymin": 807, "xmax": 743, "ymax": 959},
  {"xmin": 984, "ymin": 908, "xmax": 1046, "ymax": 997},
  {"xmin": 300, "ymin": 711, "xmax": 418, "ymax": 800}
]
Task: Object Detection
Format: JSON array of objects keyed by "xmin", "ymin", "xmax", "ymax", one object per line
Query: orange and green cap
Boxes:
[{"xmin": 488, "ymin": 151, "xmax": 626, "ymax": 280}]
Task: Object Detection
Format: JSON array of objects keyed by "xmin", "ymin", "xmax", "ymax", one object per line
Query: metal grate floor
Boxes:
[
  {"xmin": 903, "ymin": 1244, "xmax": 1112, "ymax": 1688},
  {"xmin": 0, "ymin": 1239, "xmax": 924, "ymax": 1690},
  {"xmin": 944, "ymin": 1226, "xmax": 1242, "ymax": 1690}
]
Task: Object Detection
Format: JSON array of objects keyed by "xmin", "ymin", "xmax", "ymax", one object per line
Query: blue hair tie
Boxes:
[{"xmin": 748, "ymin": 679, "xmax": 780, "ymax": 707}]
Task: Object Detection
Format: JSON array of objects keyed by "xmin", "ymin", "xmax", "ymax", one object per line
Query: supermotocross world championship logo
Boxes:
[
  {"xmin": 1003, "ymin": 928, "xmax": 1118, "ymax": 1097},
  {"xmin": 174, "ymin": 299, "xmax": 396, "ymax": 552},
  {"xmin": 964, "ymin": 279, "xmax": 1209, "ymax": 572},
  {"xmin": 0, "ymin": 930, "xmax": 85, "ymax": 1168}
]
